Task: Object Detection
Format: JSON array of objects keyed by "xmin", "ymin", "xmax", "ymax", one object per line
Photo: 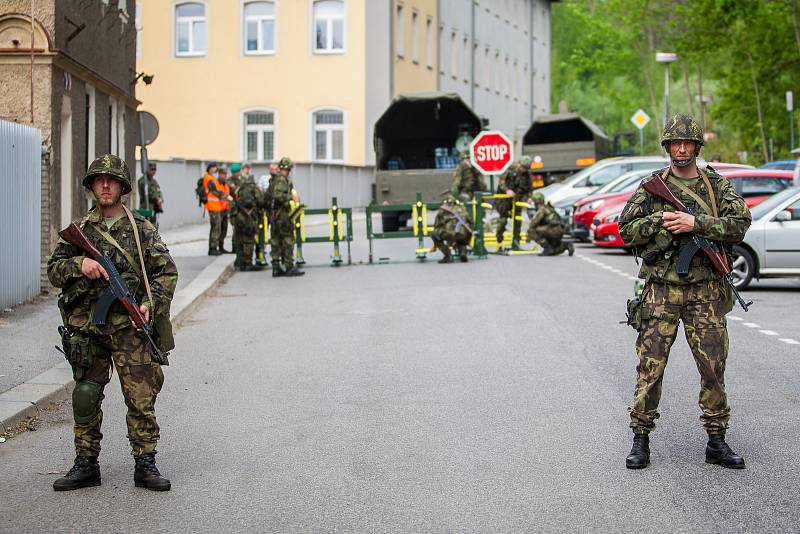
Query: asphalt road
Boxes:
[{"xmin": 1, "ymin": 220, "xmax": 798, "ymax": 533}]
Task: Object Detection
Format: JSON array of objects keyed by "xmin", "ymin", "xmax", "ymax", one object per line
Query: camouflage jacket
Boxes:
[
  {"xmin": 137, "ymin": 176, "xmax": 162, "ymax": 209},
  {"xmin": 47, "ymin": 208, "xmax": 178, "ymax": 335},
  {"xmin": 451, "ymin": 160, "xmax": 486, "ymax": 200},
  {"xmin": 434, "ymin": 203, "xmax": 471, "ymax": 238},
  {"xmin": 266, "ymin": 173, "xmax": 292, "ymax": 211},
  {"xmin": 619, "ymin": 168, "xmax": 751, "ymax": 284},
  {"xmin": 235, "ymin": 174, "xmax": 264, "ymax": 210},
  {"xmin": 529, "ymin": 202, "xmax": 562, "ymax": 231},
  {"xmin": 498, "ymin": 165, "xmax": 533, "ymax": 198}
]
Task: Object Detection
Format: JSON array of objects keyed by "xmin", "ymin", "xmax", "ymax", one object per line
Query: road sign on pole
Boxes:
[
  {"xmin": 469, "ymin": 130, "xmax": 513, "ymax": 175},
  {"xmin": 788, "ymin": 91, "xmax": 796, "ymax": 149},
  {"xmin": 631, "ymin": 109, "xmax": 650, "ymax": 155}
]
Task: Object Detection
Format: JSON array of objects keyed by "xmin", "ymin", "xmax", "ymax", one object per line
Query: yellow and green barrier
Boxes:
[{"xmin": 293, "ymin": 196, "xmax": 353, "ymax": 266}]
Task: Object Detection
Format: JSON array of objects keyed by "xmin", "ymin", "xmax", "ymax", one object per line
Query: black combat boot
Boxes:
[
  {"xmin": 625, "ymin": 432, "xmax": 650, "ymax": 469},
  {"xmin": 284, "ymin": 266, "xmax": 306, "ymax": 277},
  {"xmin": 539, "ymin": 246, "xmax": 554, "ymax": 256},
  {"xmin": 272, "ymin": 265, "xmax": 286, "ymax": 277},
  {"xmin": 567, "ymin": 242, "xmax": 575, "ymax": 256},
  {"xmin": 53, "ymin": 455, "xmax": 101, "ymax": 491},
  {"xmin": 459, "ymin": 253, "xmax": 469, "ymax": 263},
  {"xmin": 496, "ymin": 232, "xmax": 504, "ymax": 244},
  {"xmin": 706, "ymin": 434, "xmax": 745, "ymax": 469},
  {"xmin": 208, "ymin": 246, "xmax": 218, "ymax": 256},
  {"xmin": 134, "ymin": 454, "xmax": 171, "ymax": 491},
  {"xmin": 438, "ymin": 253, "xmax": 453, "ymax": 264}
]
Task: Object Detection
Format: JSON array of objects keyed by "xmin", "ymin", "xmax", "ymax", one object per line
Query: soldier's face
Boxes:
[
  {"xmin": 269, "ymin": 164, "xmax": 278, "ymax": 174},
  {"xmin": 280, "ymin": 168, "xmax": 290, "ymax": 177},
  {"xmin": 669, "ymin": 140, "xmax": 696, "ymax": 160},
  {"xmin": 91, "ymin": 175, "xmax": 123, "ymax": 207},
  {"xmin": 147, "ymin": 166, "xmax": 156, "ymax": 177}
]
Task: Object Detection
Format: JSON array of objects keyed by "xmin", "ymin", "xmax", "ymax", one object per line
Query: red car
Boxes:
[{"xmin": 591, "ymin": 170, "xmax": 794, "ymax": 249}]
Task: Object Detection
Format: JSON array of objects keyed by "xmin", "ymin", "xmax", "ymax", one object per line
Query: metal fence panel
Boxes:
[
  {"xmin": 137, "ymin": 159, "xmax": 374, "ymax": 229},
  {"xmin": 0, "ymin": 120, "xmax": 42, "ymax": 308}
]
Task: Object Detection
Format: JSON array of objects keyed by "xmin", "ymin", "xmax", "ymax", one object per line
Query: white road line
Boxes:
[
  {"xmin": 742, "ymin": 323, "xmax": 761, "ymax": 328},
  {"xmin": 611, "ymin": 269, "xmax": 623, "ymax": 274},
  {"xmin": 759, "ymin": 330, "xmax": 780, "ymax": 336},
  {"xmin": 728, "ymin": 316, "xmax": 743, "ymax": 321},
  {"xmin": 779, "ymin": 338, "xmax": 800, "ymax": 345}
]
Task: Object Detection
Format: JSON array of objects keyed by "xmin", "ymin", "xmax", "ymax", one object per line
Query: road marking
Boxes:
[
  {"xmin": 742, "ymin": 323, "xmax": 761, "ymax": 328},
  {"xmin": 759, "ymin": 330, "xmax": 780, "ymax": 336},
  {"xmin": 779, "ymin": 338, "xmax": 800, "ymax": 345},
  {"xmin": 728, "ymin": 316, "xmax": 743, "ymax": 321}
]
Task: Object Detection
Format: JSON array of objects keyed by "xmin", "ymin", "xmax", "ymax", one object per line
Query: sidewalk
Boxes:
[{"xmin": 0, "ymin": 222, "xmax": 234, "ymax": 432}]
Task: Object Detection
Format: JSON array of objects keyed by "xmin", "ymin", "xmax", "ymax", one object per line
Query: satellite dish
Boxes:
[{"xmin": 137, "ymin": 111, "xmax": 159, "ymax": 146}]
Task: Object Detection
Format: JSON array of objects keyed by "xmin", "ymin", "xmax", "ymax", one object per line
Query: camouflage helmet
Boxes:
[
  {"xmin": 531, "ymin": 192, "xmax": 545, "ymax": 204},
  {"xmin": 278, "ymin": 157, "xmax": 294, "ymax": 170},
  {"xmin": 460, "ymin": 150, "xmax": 470, "ymax": 160},
  {"xmin": 83, "ymin": 154, "xmax": 131, "ymax": 194},
  {"xmin": 661, "ymin": 114, "xmax": 704, "ymax": 148},
  {"xmin": 519, "ymin": 155, "xmax": 532, "ymax": 167}
]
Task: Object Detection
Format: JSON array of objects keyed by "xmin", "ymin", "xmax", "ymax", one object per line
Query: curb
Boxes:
[{"xmin": 0, "ymin": 255, "xmax": 234, "ymax": 433}]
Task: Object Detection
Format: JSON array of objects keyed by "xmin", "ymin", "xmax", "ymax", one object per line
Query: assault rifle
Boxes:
[
  {"xmin": 58, "ymin": 223, "xmax": 170, "ymax": 365},
  {"xmin": 439, "ymin": 204, "xmax": 473, "ymax": 235},
  {"xmin": 641, "ymin": 175, "xmax": 752, "ymax": 312}
]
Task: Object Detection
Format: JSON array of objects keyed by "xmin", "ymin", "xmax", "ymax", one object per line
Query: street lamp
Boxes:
[{"xmin": 656, "ymin": 52, "xmax": 678, "ymax": 127}]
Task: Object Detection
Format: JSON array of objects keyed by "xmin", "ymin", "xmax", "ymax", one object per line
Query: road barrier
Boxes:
[
  {"xmin": 478, "ymin": 193, "xmax": 540, "ymax": 255},
  {"xmin": 294, "ymin": 197, "xmax": 354, "ymax": 266},
  {"xmin": 366, "ymin": 193, "xmax": 443, "ymax": 263}
]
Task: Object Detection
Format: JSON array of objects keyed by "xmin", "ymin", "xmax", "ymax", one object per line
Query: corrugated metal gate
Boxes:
[{"xmin": 0, "ymin": 120, "xmax": 42, "ymax": 308}]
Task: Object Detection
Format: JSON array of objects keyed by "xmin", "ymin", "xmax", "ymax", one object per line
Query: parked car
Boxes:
[
  {"xmin": 730, "ymin": 186, "xmax": 800, "ymax": 289},
  {"xmin": 759, "ymin": 159, "xmax": 796, "ymax": 171},
  {"xmin": 591, "ymin": 171, "xmax": 788, "ymax": 250},
  {"xmin": 570, "ymin": 169, "xmax": 654, "ymax": 239}
]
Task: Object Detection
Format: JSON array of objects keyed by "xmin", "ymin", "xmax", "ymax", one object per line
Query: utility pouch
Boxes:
[
  {"xmin": 624, "ymin": 297, "xmax": 644, "ymax": 331},
  {"xmin": 59, "ymin": 327, "xmax": 94, "ymax": 369},
  {"xmin": 640, "ymin": 229, "xmax": 674, "ymax": 263},
  {"xmin": 153, "ymin": 314, "xmax": 175, "ymax": 352}
]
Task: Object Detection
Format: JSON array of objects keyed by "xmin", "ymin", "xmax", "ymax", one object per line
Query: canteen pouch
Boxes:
[
  {"xmin": 153, "ymin": 314, "xmax": 175, "ymax": 352},
  {"xmin": 59, "ymin": 327, "xmax": 95, "ymax": 369},
  {"xmin": 625, "ymin": 297, "xmax": 644, "ymax": 331}
]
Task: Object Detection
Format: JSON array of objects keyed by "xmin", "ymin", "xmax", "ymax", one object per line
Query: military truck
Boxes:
[
  {"xmin": 374, "ymin": 92, "xmax": 483, "ymax": 231},
  {"xmin": 521, "ymin": 113, "xmax": 613, "ymax": 186}
]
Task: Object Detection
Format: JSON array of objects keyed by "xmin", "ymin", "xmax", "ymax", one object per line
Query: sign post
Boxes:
[
  {"xmin": 469, "ymin": 130, "xmax": 513, "ymax": 191},
  {"xmin": 630, "ymin": 109, "xmax": 651, "ymax": 155},
  {"xmin": 788, "ymin": 90, "xmax": 795, "ymax": 150}
]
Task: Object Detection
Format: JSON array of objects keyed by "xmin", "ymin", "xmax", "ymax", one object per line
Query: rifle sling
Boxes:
[
  {"xmin": 666, "ymin": 175, "xmax": 714, "ymax": 216},
  {"xmin": 91, "ymin": 223, "xmax": 142, "ymax": 279},
  {"xmin": 698, "ymin": 168, "xmax": 719, "ymax": 217},
  {"xmin": 123, "ymin": 205, "xmax": 154, "ymax": 312}
]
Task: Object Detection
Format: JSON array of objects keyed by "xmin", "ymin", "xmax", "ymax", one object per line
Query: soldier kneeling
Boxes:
[{"xmin": 431, "ymin": 196, "xmax": 472, "ymax": 263}]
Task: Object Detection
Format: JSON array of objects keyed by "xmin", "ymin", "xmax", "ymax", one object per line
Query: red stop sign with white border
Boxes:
[{"xmin": 469, "ymin": 130, "xmax": 513, "ymax": 175}]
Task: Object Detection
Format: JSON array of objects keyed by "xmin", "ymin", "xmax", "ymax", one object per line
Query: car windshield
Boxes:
[
  {"xmin": 609, "ymin": 170, "xmax": 651, "ymax": 193},
  {"xmin": 749, "ymin": 187, "xmax": 800, "ymax": 220},
  {"xmin": 728, "ymin": 176, "xmax": 792, "ymax": 197}
]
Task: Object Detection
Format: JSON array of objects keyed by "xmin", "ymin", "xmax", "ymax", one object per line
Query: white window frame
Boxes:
[
  {"xmin": 425, "ymin": 16, "xmax": 433, "ymax": 68},
  {"xmin": 312, "ymin": 0, "xmax": 346, "ymax": 55},
  {"xmin": 174, "ymin": 1, "xmax": 208, "ymax": 57},
  {"xmin": 242, "ymin": 1, "xmax": 277, "ymax": 56},
  {"xmin": 118, "ymin": 105, "xmax": 126, "ymax": 161},
  {"xmin": 110, "ymin": 97, "xmax": 118, "ymax": 155},
  {"xmin": 411, "ymin": 10, "xmax": 420, "ymax": 64},
  {"xmin": 395, "ymin": 3, "xmax": 405, "ymax": 58},
  {"xmin": 311, "ymin": 108, "xmax": 345, "ymax": 163},
  {"xmin": 242, "ymin": 108, "xmax": 278, "ymax": 162}
]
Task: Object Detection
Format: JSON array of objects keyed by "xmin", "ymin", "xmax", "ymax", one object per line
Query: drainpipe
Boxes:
[
  {"xmin": 30, "ymin": 0, "xmax": 35, "ymax": 124},
  {"xmin": 529, "ymin": 0, "xmax": 534, "ymax": 123},
  {"xmin": 470, "ymin": 0, "xmax": 475, "ymax": 108},
  {"xmin": 389, "ymin": 0, "xmax": 394, "ymax": 97}
]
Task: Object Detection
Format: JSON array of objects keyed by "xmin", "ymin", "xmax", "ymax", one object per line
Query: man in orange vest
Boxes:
[{"xmin": 202, "ymin": 162, "xmax": 232, "ymax": 256}]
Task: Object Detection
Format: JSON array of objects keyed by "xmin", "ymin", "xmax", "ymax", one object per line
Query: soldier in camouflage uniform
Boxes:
[
  {"xmin": 431, "ymin": 196, "xmax": 471, "ymax": 263},
  {"xmin": 450, "ymin": 151, "xmax": 486, "ymax": 202},
  {"xmin": 619, "ymin": 114, "xmax": 751, "ymax": 470},
  {"xmin": 266, "ymin": 157, "xmax": 304, "ymax": 277},
  {"xmin": 232, "ymin": 166, "xmax": 264, "ymax": 271},
  {"xmin": 48, "ymin": 155, "xmax": 178, "ymax": 491},
  {"xmin": 137, "ymin": 162, "xmax": 162, "ymax": 225},
  {"xmin": 495, "ymin": 156, "xmax": 534, "ymax": 248},
  {"xmin": 527, "ymin": 192, "xmax": 574, "ymax": 256}
]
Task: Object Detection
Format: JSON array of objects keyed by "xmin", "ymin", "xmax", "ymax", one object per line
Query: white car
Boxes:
[{"xmin": 731, "ymin": 186, "xmax": 800, "ymax": 289}]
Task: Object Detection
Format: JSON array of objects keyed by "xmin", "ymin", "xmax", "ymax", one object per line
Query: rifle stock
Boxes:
[{"xmin": 59, "ymin": 224, "xmax": 104, "ymax": 263}]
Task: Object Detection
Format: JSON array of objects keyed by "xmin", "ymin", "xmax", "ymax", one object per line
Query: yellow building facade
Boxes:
[{"xmin": 137, "ymin": 0, "xmax": 438, "ymax": 166}]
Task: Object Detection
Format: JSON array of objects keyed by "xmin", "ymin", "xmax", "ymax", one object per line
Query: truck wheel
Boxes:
[
  {"xmin": 382, "ymin": 212, "xmax": 400, "ymax": 232},
  {"xmin": 730, "ymin": 245, "xmax": 754, "ymax": 290}
]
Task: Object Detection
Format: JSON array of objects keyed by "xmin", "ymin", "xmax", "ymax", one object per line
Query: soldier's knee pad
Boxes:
[{"xmin": 73, "ymin": 380, "xmax": 102, "ymax": 424}]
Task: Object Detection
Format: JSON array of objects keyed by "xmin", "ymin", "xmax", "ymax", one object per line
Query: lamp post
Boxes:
[{"xmin": 656, "ymin": 52, "xmax": 678, "ymax": 127}]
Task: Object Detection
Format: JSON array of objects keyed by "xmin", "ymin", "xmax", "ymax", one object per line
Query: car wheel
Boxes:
[{"xmin": 730, "ymin": 245, "xmax": 754, "ymax": 290}]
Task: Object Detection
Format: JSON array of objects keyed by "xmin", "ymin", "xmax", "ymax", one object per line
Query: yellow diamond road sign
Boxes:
[{"xmin": 631, "ymin": 109, "xmax": 650, "ymax": 130}]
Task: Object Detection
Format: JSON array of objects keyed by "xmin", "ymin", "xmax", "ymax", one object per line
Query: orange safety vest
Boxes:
[{"xmin": 203, "ymin": 174, "xmax": 230, "ymax": 212}]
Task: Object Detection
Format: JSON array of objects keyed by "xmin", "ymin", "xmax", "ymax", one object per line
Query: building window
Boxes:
[
  {"xmin": 438, "ymin": 25, "xmax": 446, "ymax": 74},
  {"xmin": 425, "ymin": 17, "xmax": 433, "ymax": 68},
  {"xmin": 244, "ymin": 1, "xmax": 275, "ymax": 54},
  {"xmin": 462, "ymin": 34, "xmax": 469, "ymax": 83},
  {"xmin": 494, "ymin": 50, "xmax": 500, "ymax": 93},
  {"xmin": 312, "ymin": 109, "xmax": 344, "ymax": 162},
  {"xmin": 484, "ymin": 46, "xmax": 490, "ymax": 89},
  {"xmin": 175, "ymin": 2, "xmax": 207, "ymax": 56},
  {"xmin": 411, "ymin": 11, "xmax": 419, "ymax": 63},
  {"xmin": 395, "ymin": 4, "xmax": 404, "ymax": 58},
  {"xmin": 313, "ymin": 0, "xmax": 344, "ymax": 53},
  {"xmin": 450, "ymin": 31, "xmax": 457, "ymax": 78},
  {"xmin": 244, "ymin": 110, "xmax": 275, "ymax": 162},
  {"xmin": 473, "ymin": 41, "xmax": 480, "ymax": 86},
  {"xmin": 504, "ymin": 54, "xmax": 510, "ymax": 97}
]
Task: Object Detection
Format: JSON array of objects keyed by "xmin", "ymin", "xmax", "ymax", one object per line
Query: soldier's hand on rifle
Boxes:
[
  {"xmin": 81, "ymin": 257, "xmax": 109, "ymax": 281},
  {"xmin": 662, "ymin": 211, "xmax": 695, "ymax": 234},
  {"xmin": 506, "ymin": 189, "xmax": 516, "ymax": 197},
  {"xmin": 134, "ymin": 303, "xmax": 150, "ymax": 327}
]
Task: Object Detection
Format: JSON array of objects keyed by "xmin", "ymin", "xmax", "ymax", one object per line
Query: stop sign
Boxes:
[{"xmin": 469, "ymin": 130, "xmax": 513, "ymax": 175}]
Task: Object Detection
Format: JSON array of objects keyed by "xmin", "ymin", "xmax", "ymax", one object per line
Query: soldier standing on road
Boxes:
[
  {"xmin": 266, "ymin": 157, "xmax": 305, "ymax": 277},
  {"xmin": 255, "ymin": 164, "xmax": 274, "ymax": 266},
  {"xmin": 527, "ymin": 192, "xmax": 574, "ymax": 256},
  {"xmin": 47, "ymin": 155, "xmax": 177, "ymax": 492},
  {"xmin": 233, "ymin": 167, "xmax": 264, "ymax": 271},
  {"xmin": 228, "ymin": 163, "xmax": 244, "ymax": 266},
  {"xmin": 216, "ymin": 166, "xmax": 232, "ymax": 254},
  {"xmin": 495, "ymin": 156, "xmax": 534, "ymax": 248},
  {"xmin": 619, "ymin": 114, "xmax": 752, "ymax": 470},
  {"xmin": 431, "ymin": 196, "xmax": 471, "ymax": 263},
  {"xmin": 450, "ymin": 150, "xmax": 486, "ymax": 202},
  {"xmin": 137, "ymin": 162, "xmax": 162, "ymax": 225},
  {"xmin": 203, "ymin": 162, "xmax": 229, "ymax": 255}
]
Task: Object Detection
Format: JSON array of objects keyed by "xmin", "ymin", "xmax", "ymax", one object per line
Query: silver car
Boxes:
[{"xmin": 731, "ymin": 187, "xmax": 800, "ymax": 289}]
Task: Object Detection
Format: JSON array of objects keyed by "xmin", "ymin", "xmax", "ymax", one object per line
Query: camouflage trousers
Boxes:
[
  {"xmin": 430, "ymin": 229, "xmax": 469, "ymax": 258},
  {"xmin": 269, "ymin": 214, "xmax": 295, "ymax": 269},
  {"xmin": 528, "ymin": 225, "xmax": 566, "ymax": 254},
  {"xmin": 71, "ymin": 328, "xmax": 164, "ymax": 457},
  {"xmin": 629, "ymin": 279, "xmax": 730, "ymax": 435},
  {"xmin": 495, "ymin": 199, "xmax": 523, "ymax": 244},
  {"xmin": 208, "ymin": 211, "xmax": 229, "ymax": 249}
]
